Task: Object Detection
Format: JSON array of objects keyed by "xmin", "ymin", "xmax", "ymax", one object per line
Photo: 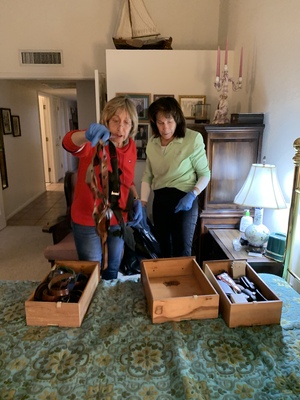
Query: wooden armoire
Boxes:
[{"xmin": 187, "ymin": 123, "xmax": 265, "ymax": 263}]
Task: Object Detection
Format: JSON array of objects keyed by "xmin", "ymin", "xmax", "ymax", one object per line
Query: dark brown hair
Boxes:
[{"xmin": 148, "ymin": 97, "xmax": 186, "ymax": 138}]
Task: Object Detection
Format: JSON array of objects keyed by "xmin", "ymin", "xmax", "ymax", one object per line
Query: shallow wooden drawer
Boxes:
[
  {"xmin": 204, "ymin": 260, "xmax": 282, "ymax": 328},
  {"xmin": 141, "ymin": 256, "xmax": 219, "ymax": 323},
  {"xmin": 25, "ymin": 260, "xmax": 100, "ymax": 327}
]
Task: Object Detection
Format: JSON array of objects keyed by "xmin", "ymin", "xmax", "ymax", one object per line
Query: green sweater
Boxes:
[{"xmin": 142, "ymin": 128, "xmax": 210, "ymax": 193}]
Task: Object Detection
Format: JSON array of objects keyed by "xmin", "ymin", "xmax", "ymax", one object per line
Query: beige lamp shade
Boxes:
[{"xmin": 234, "ymin": 163, "xmax": 287, "ymax": 209}]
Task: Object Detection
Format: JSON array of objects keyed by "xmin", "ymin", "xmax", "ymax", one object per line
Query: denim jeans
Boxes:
[{"xmin": 72, "ymin": 222, "xmax": 124, "ymax": 280}]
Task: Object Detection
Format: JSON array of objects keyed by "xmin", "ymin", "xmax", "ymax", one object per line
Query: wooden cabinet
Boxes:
[{"xmin": 188, "ymin": 123, "xmax": 264, "ymax": 263}]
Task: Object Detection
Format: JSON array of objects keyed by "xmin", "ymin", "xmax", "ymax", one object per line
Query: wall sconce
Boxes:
[{"xmin": 234, "ymin": 161, "xmax": 287, "ymax": 249}]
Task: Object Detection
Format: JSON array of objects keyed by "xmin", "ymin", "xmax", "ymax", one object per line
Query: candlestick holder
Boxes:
[{"xmin": 212, "ymin": 65, "xmax": 242, "ymax": 124}]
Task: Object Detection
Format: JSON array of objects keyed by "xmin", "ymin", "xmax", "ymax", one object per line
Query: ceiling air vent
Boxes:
[{"xmin": 20, "ymin": 51, "xmax": 62, "ymax": 65}]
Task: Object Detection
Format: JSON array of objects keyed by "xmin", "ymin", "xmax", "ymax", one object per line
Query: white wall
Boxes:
[
  {"xmin": 0, "ymin": 80, "xmax": 45, "ymax": 218},
  {"xmin": 0, "ymin": 0, "xmax": 219, "ymax": 79},
  {"xmin": 106, "ymin": 50, "xmax": 239, "ymax": 113}
]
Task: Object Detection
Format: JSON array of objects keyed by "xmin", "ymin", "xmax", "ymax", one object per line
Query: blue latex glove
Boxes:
[
  {"xmin": 128, "ymin": 199, "xmax": 143, "ymax": 227},
  {"xmin": 139, "ymin": 205, "xmax": 151, "ymax": 231},
  {"xmin": 85, "ymin": 123, "xmax": 110, "ymax": 147},
  {"xmin": 174, "ymin": 192, "xmax": 196, "ymax": 213}
]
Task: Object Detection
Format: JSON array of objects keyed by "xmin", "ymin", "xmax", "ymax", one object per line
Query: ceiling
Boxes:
[{"xmin": 14, "ymin": 79, "xmax": 78, "ymax": 101}]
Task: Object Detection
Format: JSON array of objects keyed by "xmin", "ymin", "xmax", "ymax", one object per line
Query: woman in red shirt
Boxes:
[{"xmin": 63, "ymin": 96, "xmax": 142, "ymax": 279}]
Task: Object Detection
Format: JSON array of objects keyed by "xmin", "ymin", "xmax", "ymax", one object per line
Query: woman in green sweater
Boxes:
[{"xmin": 141, "ymin": 97, "xmax": 210, "ymax": 257}]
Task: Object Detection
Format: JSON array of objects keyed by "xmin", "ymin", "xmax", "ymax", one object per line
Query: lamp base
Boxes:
[
  {"xmin": 245, "ymin": 223, "xmax": 270, "ymax": 248},
  {"xmin": 247, "ymin": 244, "xmax": 265, "ymax": 254}
]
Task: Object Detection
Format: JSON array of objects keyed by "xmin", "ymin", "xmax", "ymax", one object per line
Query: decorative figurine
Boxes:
[{"xmin": 212, "ymin": 93, "xmax": 229, "ymax": 124}]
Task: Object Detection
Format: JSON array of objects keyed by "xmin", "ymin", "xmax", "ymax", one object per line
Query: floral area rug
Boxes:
[{"xmin": 0, "ymin": 274, "xmax": 300, "ymax": 399}]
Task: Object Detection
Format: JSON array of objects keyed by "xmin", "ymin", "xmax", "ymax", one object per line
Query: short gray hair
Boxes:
[{"xmin": 101, "ymin": 96, "xmax": 138, "ymax": 137}]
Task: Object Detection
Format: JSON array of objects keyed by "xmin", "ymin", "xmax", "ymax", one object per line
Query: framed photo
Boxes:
[
  {"xmin": 116, "ymin": 93, "xmax": 150, "ymax": 120},
  {"xmin": 135, "ymin": 123, "xmax": 149, "ymax": 160},
  {"xmin": 0, "ymin": 108, "xmax": 13, "ymax": 135},
  {"xmin": 12, "ymin": 115, "xmax": 21, "ymax": 137},
  {"xmin": 153, "ymin": 94, "xmax": 174, "ymax": 101},
  {"xmin": 179, "ymin": 95, "xmax": 206, "ymax": 119},
  {"xmin": 0, "ymin": 150, "xmax": 8, "ymax": 189}
]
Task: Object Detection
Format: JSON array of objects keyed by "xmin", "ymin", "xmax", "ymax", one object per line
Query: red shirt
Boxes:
[{"xmin": 63, "ymin": 131, "xmax": 137, "ymax": 226}]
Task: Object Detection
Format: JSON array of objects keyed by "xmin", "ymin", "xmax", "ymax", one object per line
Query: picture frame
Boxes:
[
  {"xmin": 0, "ymin": 108, "xmax": 13, "ymax": 135},
  {"xmin": 116, "ymin": 93, "xmax": 150, "ymax": 120},
  {"xmin": 179, "ymin": 95, "xmax": 206, "ymax": 119},
  {"xmin": 135, "ymin": 123, "xmax": 150, "ymax": 160},
  {"xmin": 12, "ymin": 115, "xmax": 21, "ymax": 137},
  {"xmin": 0, "ymin": 149, "xmax": 8, "ymax": 189},
  {"xmin": 0, "ymin": 119, "xmax": 8, "ymax": 189},
  {"xmin": 153, "ymin": 94, "xmax": 174, "ymax": 101}
]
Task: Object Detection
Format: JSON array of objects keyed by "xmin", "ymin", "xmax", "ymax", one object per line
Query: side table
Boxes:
[{"xmin": 207, "ymin": 229, "xmax": 283, "ymax": 276}]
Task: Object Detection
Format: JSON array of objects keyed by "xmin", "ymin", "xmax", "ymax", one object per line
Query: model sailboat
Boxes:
[{"xmin": 113, "ymin": 0, "xmax": 172, "ymax": 50}]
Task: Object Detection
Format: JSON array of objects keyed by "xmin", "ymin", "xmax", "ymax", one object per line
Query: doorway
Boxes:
[
  {"xmin": 38, "ymin": 94, "xmax": 77, "ymax": 184},
  {"xmin": 39, "ymin": 95, "xmax": 54, "ymax": 183}
]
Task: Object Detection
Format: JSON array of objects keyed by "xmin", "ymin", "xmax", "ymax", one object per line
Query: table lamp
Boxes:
[{"xmin": 234, "ymin": 161, "xmax": 287, "ymax": 249}]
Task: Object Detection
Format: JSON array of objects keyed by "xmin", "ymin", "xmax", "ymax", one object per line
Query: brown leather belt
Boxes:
[
  {"xmin": 48, "ymin": 272, "xmax": 74, "ymax": 297},
  {"xmin": 34, "ymin": 266, "xmax": 89, "ymax": 303}
]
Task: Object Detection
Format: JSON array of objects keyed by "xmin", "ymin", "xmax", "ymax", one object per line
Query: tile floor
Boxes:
[{"xmin": 7, "ymin": 183, "xmax": 66, "ymax": 227}]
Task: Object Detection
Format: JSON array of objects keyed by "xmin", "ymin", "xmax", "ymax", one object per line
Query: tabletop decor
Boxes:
[{"xmin": 212, "ymin": 39, "xmax": 243, "ymax": 124}]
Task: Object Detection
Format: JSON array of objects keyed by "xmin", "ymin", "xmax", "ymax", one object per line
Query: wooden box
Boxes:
[
  {"xmin": 141, "ymin": 256, "xmax": 219, "ymax": 323},
  {"xmin": 204, "ymin": 260, "xmax": 282, "ymax": 328},
  {"xmin": 25, "ymin": 260, "xmax": 100, "ymax": 327}
]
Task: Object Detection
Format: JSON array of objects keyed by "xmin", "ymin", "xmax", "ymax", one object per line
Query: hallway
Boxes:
[
  {"xmin": 1, "ymin": 183, "xmax": 65, "ymax": 281},
  {"xmin": 7, "ymin": 183, "xmax": 65, "ymax": 227}
]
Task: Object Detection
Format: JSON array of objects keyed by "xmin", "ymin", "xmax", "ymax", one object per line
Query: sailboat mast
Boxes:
[{"xmin": 128, "ymin": 0, "xmax": 133, "ymax": 31}]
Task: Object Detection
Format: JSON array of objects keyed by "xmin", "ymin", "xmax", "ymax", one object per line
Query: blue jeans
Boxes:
[{"xmin": 72, "ymin": 222, "xmax": 124, "ymax": 280}]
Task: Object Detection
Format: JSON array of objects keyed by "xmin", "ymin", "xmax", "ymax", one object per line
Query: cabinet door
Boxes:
[
  {"xmin": 203, "ymin": 125, "xmax": 263, "ymax": 210},
  {"xmin": 187, "ymin": 124, "xmax": 263, "ymax": 211}
]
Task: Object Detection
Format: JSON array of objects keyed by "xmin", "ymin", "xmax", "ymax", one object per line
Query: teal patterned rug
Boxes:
[{"xmin": 0, "ymin": 274, "xmax": 300, "ymax": 399}]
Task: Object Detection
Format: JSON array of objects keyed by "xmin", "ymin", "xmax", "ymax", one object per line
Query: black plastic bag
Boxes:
[
  {"xmin": 120, "ymin": 224, "xmax": 161, "ymax": 275},
  {"xmin": 133, "ymin": 226, "xmax": 161, "ymax": 259},
  {"xmin": 119, "ymin": 246, "xmax": 144, "ymax": 275}
]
